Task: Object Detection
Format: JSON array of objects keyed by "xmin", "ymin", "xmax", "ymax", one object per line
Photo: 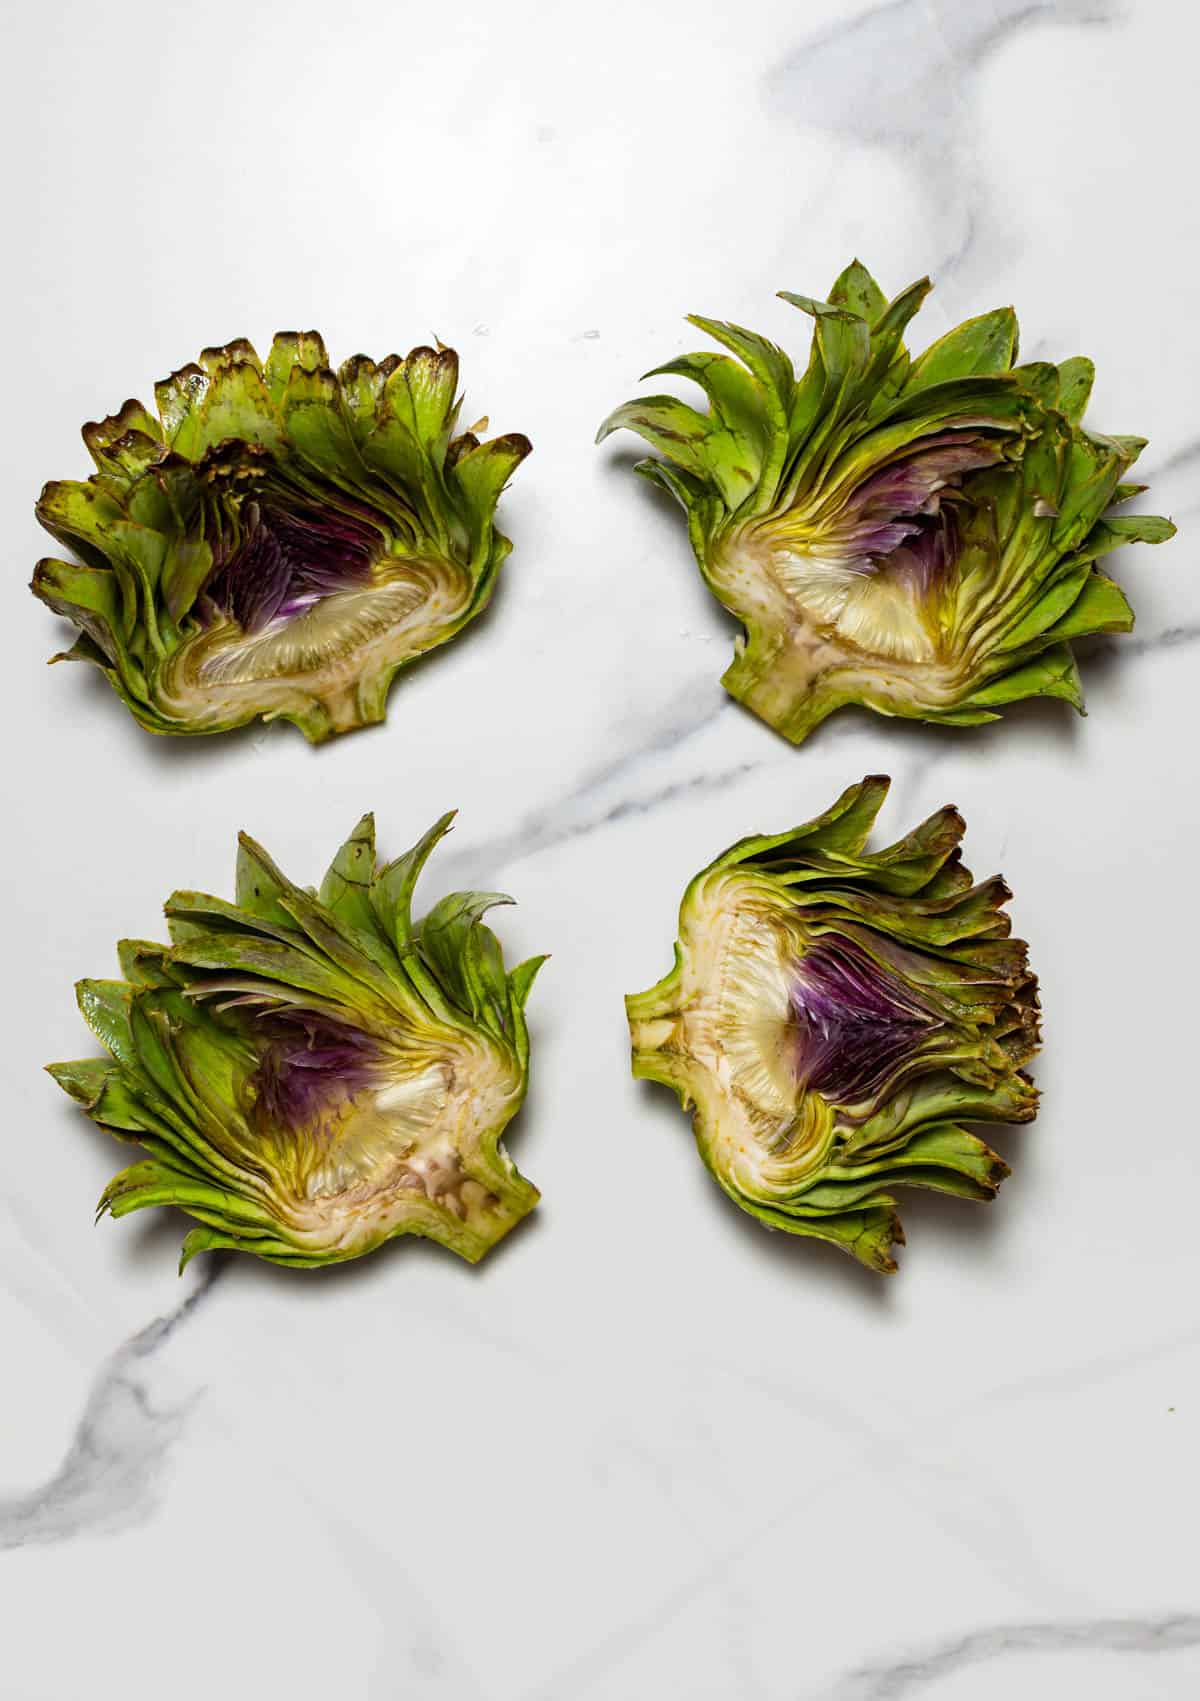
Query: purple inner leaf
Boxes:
[
  {"xmin": 883, "ymin": 512, "xmax": 956, "ymax": 595},
  {"xmin": 789, "ymin": 936, "xmax": 939, "ymax": 1105},
  {"xmin": 250, "ymin": 1011, "xmax": 380, "ymax": 1129},
  {"xmin": 207, "ymin": 498, "xmax": 379, "ymax": 633},
  {"xmin": 828, "ymin": 433, "xmax": 1002, "ymax": 583}
]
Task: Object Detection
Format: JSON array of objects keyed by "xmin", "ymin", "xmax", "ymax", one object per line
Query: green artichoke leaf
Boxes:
[
  {"xmin": 599, "ymin": 262, "xmax": 1175, "ymax": 744},
  {"xmin": 508, "ymin": 954, "xmax": 549, "ymax": 1015},
  {"xmin": 643, "ymin": 352, "xmax": 769, "ymax": 458},
  {"xmin": 1057, "ymin": 358, "xmax": 1097, "ymax": 415},
  {"xmin": 904, "ymin": 306, "xmax": 1018, "ymax": 389},
  {"xmin": 626, "ymin": 776, "xmax": 1040, "ymax": 1274},
  {"xmin": 595, "ymin": 394, "xmax": 718, "ymax": 480},
  {"xmin": 1033, "ymin": 571, "xmax": 1133, "ymax": 645},
  {"xmin": 828, "ymin": 257, "xmax": 888, "ymax": 322},
  {"xmin": 46, "ymin": 815, "xmax": 545, "ymax": 1270},
  {"xmin": 32, "ymin": 333, "xmax": 531, "ymax": 742},
  {"xmin": 318, "ymin": 813, "xmax": 379, "ymax": 930}
]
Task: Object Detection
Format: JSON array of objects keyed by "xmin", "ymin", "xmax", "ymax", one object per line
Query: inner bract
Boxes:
[
  {"xmin": 243, "ymin": 1011, "xmax": 512, "ymax": 1240},
  {"xmin": 788, "ymin": 935, "xmax": 938, "ymax": 1105},
  {"xmin": 157, "ymin": 470, "xmax": 472, "ymax": 728},
  {"xmin": 172, "ymin": 459, "xmax": 468, "ymax": 701},
  {"xmin": 251, "ymin": 1012, "xmax": 381, "ymax": 1128},
  {"xmin": 838, "ymin": 437, "xmax": 998, "ymax": 576},
  {"xmin": 207, "ymin": 498, "xmax": 379, "ymax": 632},
  {"xmin": 766, "ymin": 433, "xmax": 1002, "ymax": 664}
]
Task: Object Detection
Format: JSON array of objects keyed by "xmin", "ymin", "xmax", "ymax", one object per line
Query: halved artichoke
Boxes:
[
  {"xmin": 47, "ymin": 814, "xmax": 545, "ymax": 1269},
  {"xmin": 598, "ymin": 261, "xmax": 1174, "ymax": 743},
  {"xmin": 626, "ymin": 777, "xmax": 1039, "ymax": 1272},
  {"xmin": 32, "ymin": 335, "xmax": 529, "ymax": 741}
]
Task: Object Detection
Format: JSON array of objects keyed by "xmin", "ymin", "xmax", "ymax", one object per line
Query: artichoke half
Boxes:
[
  {"xmin": 626, "ymin": 777, "xmax": 1039, "ymax": 1272},
  {"xmin": 47, "ymin": 815, "xmax": 545, "ymax": 1269},
  {"xmin": 598, "ymin": 261, "xmax": 1174, "ymax": 743},
  {"xmin": 32, "ymin": 335, "xmax": 529, "ymax": 741}
]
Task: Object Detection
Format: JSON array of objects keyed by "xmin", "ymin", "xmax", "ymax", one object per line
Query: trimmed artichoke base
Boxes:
[
  {"xmin": 713, "ymin": 536, "xmax": 966, "ymax": 740},
  {"xmin": 158, "ymin": 558, "xmax": 473, "ymax": 737},
  {"xmin": 268, "ymin": 1040, "xmax": 532, "ymax": 1262}
]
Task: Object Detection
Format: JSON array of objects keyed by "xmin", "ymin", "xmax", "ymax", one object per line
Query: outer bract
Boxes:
[
  {"xmin": 626, "ymin": 777, "xmax": 1039, "ymax": 1273},
  {"xmin": 48, "ymin": 814, "xmax": 545, "ymax": 1270},
  {"xmin": 32, "ymin": 335, "xmax": 529, "ymax": 741},
  {"xmin": 598, "ymin": 261, "xmax": 1174, "ymax": 744}
]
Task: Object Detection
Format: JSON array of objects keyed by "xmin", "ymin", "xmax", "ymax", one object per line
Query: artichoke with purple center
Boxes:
[
  {"xmin": 47, "ymin": 814, "xmax": 545, "ymax": 1269},
  {"xmin": 598, "ymin": 261, "xmax": 1174, "ymax": 743},
  {"xmin": 626, "ymin": 777, "xmax": 1039, "ymax": 1272},
  {"xmin": 32, "ymin": 334, "xmax": 529, "ymax": 741}
]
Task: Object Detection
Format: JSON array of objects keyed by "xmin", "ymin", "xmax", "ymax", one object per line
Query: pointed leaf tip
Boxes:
[
  {"xmin": 509, "ymin": 953, "xmax": 549, "ymax": 1011},
  {"xmin": 827, "ymin": 259, "xmax": 889, "ymax": 323}
]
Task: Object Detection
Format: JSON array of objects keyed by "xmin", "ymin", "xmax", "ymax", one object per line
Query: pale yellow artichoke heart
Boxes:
[
  {"xmin": 673, "ymin": 871, "xmax": 834, "ymax": 1196},
  {"xmin": 159, "ymin": 557, "xmax": 472, "ymax": 729},
  {"xmin": 770, "ymin": 546, "xmax": 940, "ymax": 665},
  {"xmin": 276, "ymin": 1033, "xmax": 523, "ymax": 1258}
]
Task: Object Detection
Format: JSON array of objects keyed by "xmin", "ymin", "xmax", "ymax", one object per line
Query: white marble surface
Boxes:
[{"xmin": 3, "ymin": 0, "xmax": 1199, "ymax": 1694}]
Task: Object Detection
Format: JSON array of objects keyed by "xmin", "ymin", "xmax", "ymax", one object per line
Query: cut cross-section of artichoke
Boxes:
[
  {"xmin": 626, "ymin": 776, "xmax": 1040, "ymax": 1273},
  {"xmin": 32, "ymin": 336, "xmax": 529, "ymax": 741},
  {"xmin": 598, "ymin": 261, "xmax": 1174, "ymax": 744},
  {"xmin": 48, "ymin": 814, "xmax": 546, "ymax": 1270}
]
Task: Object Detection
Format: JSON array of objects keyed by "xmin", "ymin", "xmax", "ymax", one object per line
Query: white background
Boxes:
[{"xmin": 2, "ymin": 0, "xmax": 1198, "ymax": 1695}]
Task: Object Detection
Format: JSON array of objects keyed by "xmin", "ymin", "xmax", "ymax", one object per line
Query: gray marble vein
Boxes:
[
  {"xmin": 441, "ymin": 690, "xmax": 748, "ymax": 883},
  {"xmin": 295, "ymin": 1502, "xmax": 491, "ymax": 1700},
  {"xmin": 767, "ymin": 0, "xmax": 1118, "ymax": 283},
  {"xmin": 1122, "ymin": 621, "xmax": 1200, "ymax": 655},
  {"xmin": 516, "ymin": 1494, "xmax": 801, "ymax": 1701},
  {"xmin": 1088, "ymin": 620, "xmax": 1200, "ymax": 658},
  {"xmin": 448, "ymin": 587, "xmax": 1199, "ymax": 894},
  {"xmin": 819, "ymin": 1613, "xmax": 1200, "ymax": 1698},
  {"xmin": 0, "ymin": 1261, "xmax": 223, "ymax": 1549},
  {"xmin": 960, "ymin": 1320, "xmax": 1200, "ymax": 1412},
  {"xmin": 453, "ymin": 754, "xmax": 766, "ymax": 887}
]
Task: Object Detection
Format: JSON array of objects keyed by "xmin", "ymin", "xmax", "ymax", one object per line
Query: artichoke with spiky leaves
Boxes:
[
  {"xmin": 47, "ymin": 814, "xmax": 545, "ymax": 1269},
  {"xmin": 32, "ymin": 334, "xmax": 529, "ymax": 741},
  {"xmin": 626, "ymin": 777, "xmax": 1039, "ymax": 1273},
  {"xmin": 598, "ymin": 261, "xmax": 1174, "ymax": 744}
]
